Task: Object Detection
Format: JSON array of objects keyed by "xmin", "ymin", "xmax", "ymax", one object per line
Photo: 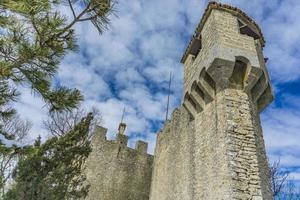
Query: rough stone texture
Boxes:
[
  {"xmin": 149, "ymin": 108, "xmax": 195, "ymax": 200},
  {"xmin": 85, "ymin": 127, "xmax": 153, "ymax": 200},
  {"xmin": 151, "ymin": 2, "xmax": 273, "ymax": 200},
  {"xmin": 218, "ymin": 89, "xmax": 272, "ymax": 199},
  {"xmin": 183, "ymin": 8, "xmax": 272, "ymax": 99},
  {"xmin": 150, "ymin": 89, "xmax": 272, "ymax": 200},
  {"xmin": 84, "ymin": 2, "xmax": 274, "ymax": 200}
]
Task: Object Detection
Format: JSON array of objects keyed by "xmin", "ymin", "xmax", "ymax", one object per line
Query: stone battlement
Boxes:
[
  {"xmin": 85, "ymin": 126, "xmax": 153, "ymax": 200},
  {"xmin": 181, "ymin": 1, "xmax": 273, "ymax": 119},
  {"xmin": 93, "ymin": 125, "xmax": 151, "ymax": 155},
  {"xmin": 150, "ymin": 2, "xmax": 273, "ymax": 199},
  {"xmin": 85, "ymin": 2, "xmax": 274, "ymax": 200}
]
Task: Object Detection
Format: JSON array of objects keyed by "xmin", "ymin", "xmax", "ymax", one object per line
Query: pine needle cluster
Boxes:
[
  {"xmin": 4, "ymin": 113, "xmax": 93, "ymax": 200},
  {"xmin": 0, "ymin": 0, "xmax": 113, "ymax": 117}
]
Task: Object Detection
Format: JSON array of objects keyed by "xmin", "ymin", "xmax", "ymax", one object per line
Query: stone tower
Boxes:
[
  {"xmin": 149, "ymin": 2, "xmax": 273, "ymax": 200},
  {"xmin": 85, "ymin": 2, "xmax": 274, "ymax": 200}
]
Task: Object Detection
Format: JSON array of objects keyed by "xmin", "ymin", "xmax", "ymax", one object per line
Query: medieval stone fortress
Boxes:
[{"xmin": 84, "ymin": 2, "xmax": 274, "ymax": 200}]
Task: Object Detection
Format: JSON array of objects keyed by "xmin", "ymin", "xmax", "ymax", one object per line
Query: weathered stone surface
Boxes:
[
  {"xmin": 182, "ymin": 6, "xmax": 273, "ymax": 113},
  {"xmin": 85, "ymin": 127, "xmax": 153, "ymax": 200},
  {"xmin": 151, "ymin": 2, "xmax": 273, "ymax": 200},
  {"xmin": 84, "ymin": 2, "xmax": 274, "ymax": 200},
  {"xmin": 149, "ymin": 108, "xmax": 195, "ymax": 200},
  {"xmin": 150, "ymin": 89, "xmax": 272, "ymax": 200}
]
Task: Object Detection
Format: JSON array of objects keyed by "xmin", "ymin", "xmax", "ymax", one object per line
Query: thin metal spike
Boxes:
[
  {"xmin": 121, "ymin": 107, "xmax": 126, "ymax": 124},
  {"xmin": 165, "ymin": 71, "xmax": 172, "ymax": 121}
]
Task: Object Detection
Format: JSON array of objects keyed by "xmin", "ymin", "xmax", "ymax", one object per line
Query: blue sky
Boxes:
[{"xmin": 15, "ymin": 0, "xmax": 300, "ymax": 182}]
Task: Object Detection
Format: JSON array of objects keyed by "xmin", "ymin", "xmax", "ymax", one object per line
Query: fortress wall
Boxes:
[
  {"xmin": 149, "ymin": 108, "xmax": 195, "ymax": 200},
  {"xmin": 193, "ymin": 89, "xmax": 272, "ymax": 199},
  {"xmin": 83, "ymin": 3, "xmax": 273, "ymax": 200},
  {"xmin": 85, "ymin": 127, "xmax": 153, "ymax": 200},
  {"xmin": 193, "ymin": 91, "xmax": 232, "ymax": 199},
  {"xmin": 250, "ymin": 94, "xmax": 273, "ymax": 199},
  {"xmin": 150, "ymin": 88, "xmax": 272, "ymax": 200},
  {"xmin": 149, "ymin": 96, "xmax": 233, "ymax": 200},
  {"xmin": 177, "ymin": 4, "xmax": 273, "ymax": 198},
  {"xmin": 223, "ymin": 89, "xmax": 272, "ymax": 199}
]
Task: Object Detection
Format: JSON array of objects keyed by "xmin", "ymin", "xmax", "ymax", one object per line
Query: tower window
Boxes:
[
  {"xmin": 238, "ymin": 19, "xmax": 260, "ymax": 40},
  {"xmin": 187, "ymin": 35, "xmax": 202, "ymax": 58}
]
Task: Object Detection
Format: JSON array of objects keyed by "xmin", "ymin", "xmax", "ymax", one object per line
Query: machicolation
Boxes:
[{"xmin": 84, "ymin": 2, "xmax": 274, "ymax": 200}]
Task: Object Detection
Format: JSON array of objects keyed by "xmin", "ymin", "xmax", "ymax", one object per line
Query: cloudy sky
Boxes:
[{"xmin": 15, "ymin": 0, "xmax": 300, "ymax": 183}]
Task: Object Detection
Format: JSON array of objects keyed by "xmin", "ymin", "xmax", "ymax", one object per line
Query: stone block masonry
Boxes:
[
  {"xmin": 150, "ymin": 88, "xmax": 272, "ymax": 199},
  {"xmin": 151, "ymin": 1, "xmax": 273, "ymax": 199},
  {"xmin": 84, "ymin": 2, "xmax": 274, "ymax": 200},
  {"xmin": 85, "ymin": 126, "xmax": 153, "ymax": 200},
  {"xmin": 149, "ymin": 108, "xmax": 196, "ymax": 200}
]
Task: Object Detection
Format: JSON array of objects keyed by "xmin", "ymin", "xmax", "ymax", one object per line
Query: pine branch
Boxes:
[{"xmin": 67, "ymin": 0, "xmax": 76, "ymax": 19}]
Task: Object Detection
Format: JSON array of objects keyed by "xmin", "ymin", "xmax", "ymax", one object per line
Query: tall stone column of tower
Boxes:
[{"xmin": 150, "ymin": 2, "xmax": 273, "ymax": 200}]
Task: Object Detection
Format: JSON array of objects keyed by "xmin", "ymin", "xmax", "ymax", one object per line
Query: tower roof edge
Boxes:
[{"xmin": 181, "ymin": 1, "xmax": 265, "ymax": 64}]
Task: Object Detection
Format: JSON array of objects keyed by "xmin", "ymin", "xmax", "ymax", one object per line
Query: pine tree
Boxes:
[
  {"xmin": 4, "ymin": 113, "xmax": 93, "ymax": 200},
  {"xmin": 0, "ymin": 0, "xmax": 113, "ymax": 125},
  {"xmin": 0, "ymin": 114, "xmax": 31, "ymax": 198},
  {"xmin": 0, "ymin": 2, "xmax": 113, "ymax": 192}
]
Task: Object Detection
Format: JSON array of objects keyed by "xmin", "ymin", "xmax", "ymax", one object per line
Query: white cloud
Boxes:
[
  {"xmin": 221, "ymin": 0, "xmax": 300, "ymax": 83},
  {"xmin": 13, "ymin": 0, "xmax": 300, "ymax": 169},
  {"xmin": 58, "ymin": 54, "xmax": 112, "ymax": 100},
  {"xmin": 115, "ymin": 67, "xmax": 145, "ymax": 88},
  {"xmin": 262, "ymin": 94, "xmax": 300, "ymax": 180},
  {"xmin": 13, "ymin": 88, "xmax": 48, "ymax": 142},
  {"xmin": 0, "ymin": 134, "xmax": 23, "ymax": 148}
]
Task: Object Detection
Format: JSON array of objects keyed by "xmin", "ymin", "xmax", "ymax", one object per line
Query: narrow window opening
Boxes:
[
  {"xmin": 188, "ymin": 34, "xmax": 202, "ymax": 59},
  {"xmin": 238, "ymin": 19, "xmax": 260, "ymax": 40}
]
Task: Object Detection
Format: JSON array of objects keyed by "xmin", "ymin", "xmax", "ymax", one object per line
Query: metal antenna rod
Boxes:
[
  {"xmin": 165, "ymin": 71, "xmax": 172, "ymax": 121},
  {"xmin": 121, "ymin": 107, "xmax": 126, "ymax": 123}
]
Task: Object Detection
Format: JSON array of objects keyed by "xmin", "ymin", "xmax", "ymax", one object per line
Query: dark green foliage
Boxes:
[
  {"xmin": 0, "ymin": 1, "xmax": 112, "ymax": 197},
  {"xmin": 4, "ymin": 113, "xmax": 93, "ymax": 200},
  {"xmin": 0, "ymin": 81, "xmax": 18, "ymax": 120},
  {"xmin": 0, "ymin": 0, "xmax": 113, "ymax": 117}
]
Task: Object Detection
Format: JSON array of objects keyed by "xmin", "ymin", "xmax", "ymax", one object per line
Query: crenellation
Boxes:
[
  {"xmin": 92, "ymin": 125, "xmax": 153, "ymax": 156},
  {"xmin": 93, "ymin": 125, "xmax": 108, "ymax": 141},
  {"xmin": 85, "ymin": 126, "xmax": 153, "ymax": 200},
  {"xmin": 151, "ymin": 2, "xmax": 273, "ymax": 200},
  {"xmin": 85, "ymin": 2, "xmax": 274, "ymax": 200},
  {"xmin": 135, "ymin": 140, "xmax": 148, "ymax": 154}
]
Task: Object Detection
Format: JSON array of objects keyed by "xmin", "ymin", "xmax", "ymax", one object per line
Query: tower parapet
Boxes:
[
  {"xmin": 150, "ymin": 2, "xmax": 273, "ymax": 200},
  {"xmin": 182, "ymin": 2, "xmax": 273, "ymax": 119},
  {"xmin": 84, "ymin": 2, "xmax": 274, "ymax": 200}
]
